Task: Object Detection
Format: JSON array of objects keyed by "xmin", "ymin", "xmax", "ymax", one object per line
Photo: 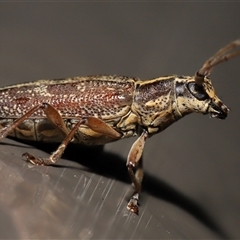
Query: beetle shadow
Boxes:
[{"xmin": 6, "ymin": 139, "xmax": 229, "ymax": 238}]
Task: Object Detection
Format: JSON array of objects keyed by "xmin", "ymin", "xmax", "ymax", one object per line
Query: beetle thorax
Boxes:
[{"xmin": 132, "ymin": 76, "xmax": 181, "ymax": 135}]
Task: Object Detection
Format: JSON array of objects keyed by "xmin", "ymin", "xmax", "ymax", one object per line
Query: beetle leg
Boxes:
[
  {"xmin": 22, "ymin": 118, "xmax": 84, "ymax": 165},
  {"xmin": 21, "ymin": 105, "xmax": 121, "ymax": 165},
  {"xmin": 41, "ymin": 103, "xmax": 69, "ymax": 136},
  {"xmin": 0, "ymin": 103, "xmax": 70, "ymax": 140},
  {"xmin": 0, "ymin": 102, "xmax": 121, "ymax": 165},
  {"xmin": 42, "ymin": 104, "xmax": 121, "ymax": 139},
  {"xmin": 126, "ymin": 129, "xmax": 148, "ymax": 214},
  {"xmin": 43, "ymin": 103, "xmax": 122, "ymax": 139},
  {"xmin": 0, "ymin": 105, "xmax": 42, "ymax": 139},
  {"xmin": 82, "ymin": 116, "xmax": 121, "ymax": 139},
  {"xmin": 23, "ymin": 115, "xmax": 122, "ymax": 165}
]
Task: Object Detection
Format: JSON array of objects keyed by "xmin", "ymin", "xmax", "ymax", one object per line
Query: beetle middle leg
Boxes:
[
  {"xmin": 126, "ymin": 129, "xmax": 148, "ymax": 214},
  {"xmin": 23, "ymin": 116, "xmax": 121, "ymax": 165},
  {"xmin": 24, "ymin": 107, "xmax": 121, "ymax": 165},
  {"xmin": 22, "ymin": 117, "xmax": 84, "ymax": 165}
]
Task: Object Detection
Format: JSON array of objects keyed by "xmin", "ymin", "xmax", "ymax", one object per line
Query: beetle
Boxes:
[{"xmin": 0, "ymin": 39, "xmax": 239, "ymax": 214}]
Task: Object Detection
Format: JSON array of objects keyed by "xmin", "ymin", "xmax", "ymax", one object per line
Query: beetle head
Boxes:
[
  {"xmin": 186, "ymin": 76, "xmax": 229, "ymax": 119},
  {"xmin": 193, "ymin": 39, "xmax": 240, "ymax": 118},
  {"xmin": 176, "ymin": 38, "xmax": 240, "ymax": 119}
]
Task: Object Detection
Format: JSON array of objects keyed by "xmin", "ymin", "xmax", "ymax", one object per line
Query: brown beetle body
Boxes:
[
  {"xmin": 0, "ymin": 39, "xmax": 239, "ymax": 214},
  {"xmin": 0, "ymin": 75, "xmax": 227, "ymax": 143}
]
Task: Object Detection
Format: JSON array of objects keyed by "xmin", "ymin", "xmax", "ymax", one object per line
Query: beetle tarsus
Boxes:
[
  {"xmin": 127, "ymin": 193, "xmax": 139, "ymax": 215},
  {"xmin": 22, "ymin": 152, "xmax": 46, "ymax": 165}
]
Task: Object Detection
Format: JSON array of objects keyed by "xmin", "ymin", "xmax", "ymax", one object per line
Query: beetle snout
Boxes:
[{"xmin": 208, "ymin": 99, "xmax": 229, "ymax": 119}]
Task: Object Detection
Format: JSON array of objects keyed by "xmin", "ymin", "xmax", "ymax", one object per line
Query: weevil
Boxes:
[{"xmin": 0, "ymin": 39, "xmax": 240, "ymax": 214}]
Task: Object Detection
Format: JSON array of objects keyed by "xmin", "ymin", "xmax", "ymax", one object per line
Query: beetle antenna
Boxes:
[{"xmin": 195, "ymin": 38, "xmax": 240, "ymax": 86}]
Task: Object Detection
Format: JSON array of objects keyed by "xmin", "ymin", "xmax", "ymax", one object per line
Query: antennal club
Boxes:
[{"xmin": 195, "ymin": 38, "xmax": 240, "ymax": 86}]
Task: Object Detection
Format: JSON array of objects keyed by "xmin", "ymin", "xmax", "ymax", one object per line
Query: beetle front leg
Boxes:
[{"xmin": 126, "ymin": 129, "xmax": 148, "ymax": 214}]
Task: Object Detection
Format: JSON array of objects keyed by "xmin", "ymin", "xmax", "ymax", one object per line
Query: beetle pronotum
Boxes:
[{"xmin": 0, "ymin": 39, "xmax": 239, "ymax": 214}]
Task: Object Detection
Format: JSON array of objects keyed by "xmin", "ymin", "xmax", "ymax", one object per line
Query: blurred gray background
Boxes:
[{"xmin": 0, "ymin": 2, "xmax": 239, "ymax": 239}]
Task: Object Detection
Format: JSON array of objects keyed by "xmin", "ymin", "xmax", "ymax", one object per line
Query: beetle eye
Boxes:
[{"xmin": 187, "ymin": 82, "xmax": 209, "ymax": 100}]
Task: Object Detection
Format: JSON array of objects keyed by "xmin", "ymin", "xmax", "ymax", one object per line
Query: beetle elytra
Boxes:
[{"xmin": 0, "ymin": 39, "xmax": 240, "ymax": 214}]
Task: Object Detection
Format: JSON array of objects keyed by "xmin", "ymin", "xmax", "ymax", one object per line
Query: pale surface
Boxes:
[{"xmin": 0, "ymin": 3, "xmax": 239, "ymax": 239}]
